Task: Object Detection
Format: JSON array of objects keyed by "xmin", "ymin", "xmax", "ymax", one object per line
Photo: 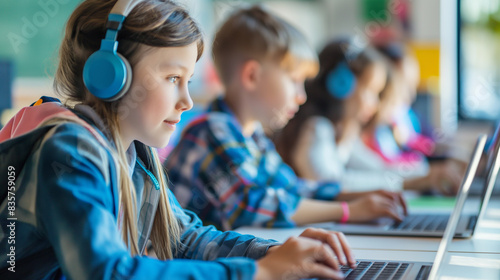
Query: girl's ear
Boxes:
[{"xmin": 240, "ymin": 60, "xmax": 262, "ymax": 91}]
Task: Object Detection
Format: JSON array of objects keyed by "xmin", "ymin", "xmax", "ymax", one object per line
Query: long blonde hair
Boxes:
[{"xmin": 54, "ymin": 0, "xmax": 204, "ymax": 259}]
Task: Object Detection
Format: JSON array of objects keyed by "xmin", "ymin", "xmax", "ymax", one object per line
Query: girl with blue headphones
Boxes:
[
  {"xmin": 360, "ymin": 43, "xmax": 463, "ymax": 196},
  {"xmin": 0, "ymin": 0, "xmax": 356, "ymax": 279},
  {"xmin": 274, "ymin": 38, "xmax": 461, "ymax": 197},
  {"xmin": 274, "ymin": 38, "xmax": 409, "ymax": 193}
]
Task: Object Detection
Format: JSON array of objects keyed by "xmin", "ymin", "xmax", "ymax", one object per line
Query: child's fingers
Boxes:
[
  {"xmin": 325, "ymin": 233, "xmax": 347, "ymax": 266},
  {"xmin": 376, "ymin": 190, "xmax": 395, "ymax": 200},
  {"xmin": 383, "ymin": 194, "xmax": 407, "ymax": 219},
  {"xmin": 336, "ymin": 232, "xmax": 357, "ymax": 268},
  {"xmin": 397, "ymin": 193, "xmax": 409, "ymax": 215},
  {"xmin": 381, "ymin": 199, "xmax": 404, "ymax": 222},
  {"xmin": 314, "ymin": 243, "xmax": 340, "ymax": 271},
  {"xmin": 307, "ymin": 262, "xmax": 344, "ymax": 280},
  {"xmin": 377, "ymin": 190, "xmax": 406, "ymax": 210},
  {"xmin": 299, "ymin": 228, "xmax": 355, "ymax": 267}
]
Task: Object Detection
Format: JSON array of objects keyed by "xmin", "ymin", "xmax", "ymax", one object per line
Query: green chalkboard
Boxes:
[
  {"xmin": 0, "ymin": 0, "xmax": 81, "ymax": 77},
  {"xmin": 361, "ymin": 0, "xmax": 390, "ymax": 22}
]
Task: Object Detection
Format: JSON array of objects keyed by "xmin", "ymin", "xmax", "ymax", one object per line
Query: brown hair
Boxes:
[
  {"xmin": 274, "ymin": 38, "xmax": 384, "ymax": 171},
  {"xmin": 54, "ymin": 0, "xmax": 203, "ymax": 259},
  {"xmin": 212, "ymin": 5, "xmax": 318, "ymax": 86}
]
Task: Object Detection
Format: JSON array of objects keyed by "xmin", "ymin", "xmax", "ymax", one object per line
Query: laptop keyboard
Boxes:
[
  {"xmin": 392, "ymin": 214, "xmax": 449, "ymax": 232},
  {"xmin": 340, "ymin": 261, "xmax": 433, "ymax": 280},
  {"xmin": 340, "ymin": 261, "xmax": 409, "ymax": 280}
]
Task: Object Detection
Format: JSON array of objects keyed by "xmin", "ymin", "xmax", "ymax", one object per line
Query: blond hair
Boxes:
[
  {"xmin": 212, "ymin": 5, "xmax": 318, "ymax": 86},
  {"xmin": 54, "ymin": 0, "xmax": 203, "ymax": 259}
]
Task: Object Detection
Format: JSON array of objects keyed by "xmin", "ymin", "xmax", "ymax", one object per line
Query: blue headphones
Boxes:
[
  {"xmin": 325, "ymin": 39, "xmax": 365, "ymax": 99},
  {"xmin": 326, "ymin": 62, "xmax": 356, "ymax": 99},
  {"xmin": 83, "ymin": 0, "xmax": 141, "ymax": 101}
]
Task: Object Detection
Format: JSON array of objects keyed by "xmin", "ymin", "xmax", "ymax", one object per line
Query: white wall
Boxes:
[
  {"xmin": 9, "ymin": 0, "xmax": 444, "ymax": 109},
  {"xmin": 411, "ymin": 0, "xmax": 441, "ymax": 42}
]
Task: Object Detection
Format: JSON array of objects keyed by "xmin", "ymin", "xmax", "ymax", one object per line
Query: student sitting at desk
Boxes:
[
  {"xmin": 0, "ymin": 1, "xmax": 356, "ymax": 279},
  {"xmin": 361, "ymin": 42, "xmax": 464, "ymax": 195},
  {"xmin": 164, "ymin": 6, "xmax": 407, "ymax": 231},
  {"xmin": 273, "ymin": 39, "xmax": 461, "ymax": 195}
]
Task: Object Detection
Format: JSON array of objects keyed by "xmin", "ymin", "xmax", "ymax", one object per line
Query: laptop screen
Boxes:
[
  {"xmin": 457, "ymin": 122, "xmax": 500, "ymax": 237},
  {"xmin": 428, "ymin": 135, "xmax": 487, "ymax": 280},
  {"xmin": 477, "ymin": 128, "xmax": 500, "ymax": 224},
  {"xmin": 484, "ymin": 122, "xmax": 500, "ymax": 175}
]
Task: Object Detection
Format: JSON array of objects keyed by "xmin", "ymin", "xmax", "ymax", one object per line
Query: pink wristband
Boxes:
[{"xmin": 340, "ymin": 202, "xmax": 349, "ymax": 224}]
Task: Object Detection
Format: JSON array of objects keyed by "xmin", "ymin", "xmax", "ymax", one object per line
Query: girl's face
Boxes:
[
  {"xmin": 400, "ymin": 55, "xmax": 420, "ymax": 104},
  {"xmin": 378, "ymin": 73, "xmax": 407, "ymax": 125},
  {"xmin": 118, "ymin": 43, "xmax": 198, "ymax": 148},
  {"xmin": 347, "ymin": 62, "xmax": 387, "ymax": 125}
]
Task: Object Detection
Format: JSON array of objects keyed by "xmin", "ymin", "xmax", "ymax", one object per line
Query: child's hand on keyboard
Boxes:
[
  {"xmin": 256, "ymin": 236, "xmax": 346, "ymax": 280},
  {"xmin": 347, "ymin": 190, "xmax": 408, "ymax": 222},
  {"xmin": 298, "ymin": 228, "xmax": 357, "ymax": 269}
]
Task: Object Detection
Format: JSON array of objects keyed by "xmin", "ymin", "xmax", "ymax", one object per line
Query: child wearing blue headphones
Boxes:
[
  {"xmin": 359, "ymin": 43, "xmax": 463, "ymax": 195},
  {"xmin": 274, "ymin": 39, "xmax": 461, "ymax": 195},
  {"xmin": 274, "ymin": 37, "xmax": 404, "ymax": 190},
  {"xmin": 0, "ymin": 1, "xmax": 356, "ymax": 279}
]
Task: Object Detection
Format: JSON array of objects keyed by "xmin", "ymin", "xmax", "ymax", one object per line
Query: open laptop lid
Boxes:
[
  {"xmin": 479, "ymin": 121, "xmax": 500, "ymax": 183},
  {"xmin": 484, "ymin": 121, "xmax": 500, "ymax": 168},
  {"xmin": 476, "ymin": 129, "xmax": 500, "ymax": 227},
  {"xmin": 428, "ymin": 134, "xmax": 487, "ymax": 280},
  {"xmin": 460, "ymin": 122, "xmax": 500, "ymax": 236}
]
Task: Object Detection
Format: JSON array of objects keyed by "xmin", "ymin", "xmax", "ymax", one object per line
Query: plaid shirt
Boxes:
[{"xmin": 165, "ymin": 98, "xmax": 341, "ymax": 230}]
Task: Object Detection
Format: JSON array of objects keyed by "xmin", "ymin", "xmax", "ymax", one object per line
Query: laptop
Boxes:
[
  {"xmin": 339, "ymin": 135, "xmax": 486, "ymax": 279},
  {"xmin": 470, "ymin": 121, "xmax": 500, "ymax": 195},
  {"xmin": 324, "ymin": 134, "xmax": 494, "ymax": 238}
]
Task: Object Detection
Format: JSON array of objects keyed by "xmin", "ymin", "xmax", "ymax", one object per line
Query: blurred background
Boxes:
[{"xmin": 0, "ymin": 0, "xmax": 498, "ymax": 156}]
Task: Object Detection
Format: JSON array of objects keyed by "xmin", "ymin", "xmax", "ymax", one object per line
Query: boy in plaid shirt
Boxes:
[{"xmin": 165, "ymin": 6, "xmax": 407, "ymax": 230}]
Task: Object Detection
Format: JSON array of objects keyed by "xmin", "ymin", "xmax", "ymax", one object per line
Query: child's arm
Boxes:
[
  {"xmin": 291, "ymin": 199, "xmax": 344, "ymax": 225},
  {"xmin": 292, "ymin": 192, "xmax": 407, "ymax": 225},
  {"xmin": 35, "ymin": 125, "xmax": 258, "ymax": 280},
  {"xmin": 167, "ymin": 189, "xmax": 281, "ymax": 260}
]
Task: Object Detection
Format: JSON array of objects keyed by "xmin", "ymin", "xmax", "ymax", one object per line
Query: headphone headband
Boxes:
[
  {"xmin": 110, "ymin": 0, "xmax": 142, "ymax": 17},
  {"xmin": 83, "ymin": 0, "xmax": 143, "ymax": 101},
  {"xmin": 341, "ymin": 36, "xmax": 367, "ymax": 62}
]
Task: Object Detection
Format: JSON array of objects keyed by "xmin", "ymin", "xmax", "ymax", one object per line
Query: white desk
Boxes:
[
  {"xmin": 235, "ymin": 197, "xmax": 500, "ymax": 279},
  {"xmin": 350, "ymin": 249, "xmax": 500, "ymax": 280},
  {"xmin": 236, "ymin": 199, "xmax": 500, "ymax": 254}
]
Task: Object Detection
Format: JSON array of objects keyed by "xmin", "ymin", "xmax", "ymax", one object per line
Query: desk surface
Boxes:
[
  {"xmin": 236, "ymin": 197, "xmax": 500, "ymax": 279},
  {"xmin": 235, "ymin": 198, "xmax": 500, "ymax": 254},
  {"xmin": 350, "ymin": 249, "xmax": 500, "ymax": 280}
]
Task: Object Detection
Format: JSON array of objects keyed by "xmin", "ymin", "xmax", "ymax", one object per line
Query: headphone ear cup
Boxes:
[
  {"xmin": 106, "ymin": 53, "xmax": 132, "ymax": 102},
  {"xmin": 326, "ymin": 62, "xmax": 356, "ymax": 99},
  {"xmin": 83, "ymin": 51, "xmax": 132, "ymax": 101}
]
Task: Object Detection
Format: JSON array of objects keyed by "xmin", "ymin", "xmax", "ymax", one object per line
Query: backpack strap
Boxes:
[
  {"xmin": 39, "ymin": 117, "xmax": 120, "ymax": 218},
  {"xmin": 0, "ymin": 246, "xmax": 60, "ymax": 279}
]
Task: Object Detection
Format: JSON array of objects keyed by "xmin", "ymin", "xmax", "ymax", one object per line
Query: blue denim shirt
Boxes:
[{"xmin": 0, "ymin": 98, "xmax": 278, "ymax": 280}]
